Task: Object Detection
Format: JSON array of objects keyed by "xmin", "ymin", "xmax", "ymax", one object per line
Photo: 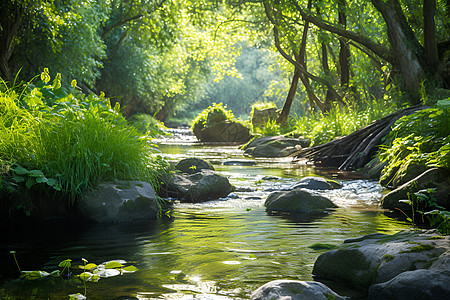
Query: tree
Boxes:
[{"xmin": 293, "ymin": 0, "xmax": 449, "ymax": 101}]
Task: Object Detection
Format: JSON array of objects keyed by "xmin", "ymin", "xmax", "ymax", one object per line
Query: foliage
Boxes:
[
  {"xmin": 0, "ymin": 72, "xmax": 168, "ymax": 211},
  {"xmin": 291, "ymin": 100, "xmax": 397, "ymax": 146},
  {"xmin": 192, "ymin": 45, "xmax": 287, "ymax": 120},
  {"xmin": 129, "ymin": 113, "xmax": 168, "ymax": 136},
  {"xmin": 379, "ymin": 105, "xmax": 450, "ymax": 183},
  {"xmin": 397, "ymin": 189, "xmax": 449, "ymax": 235},
  {"xmin": 191, "ymin": 102, "xmax": 237, "ymax": 132}
]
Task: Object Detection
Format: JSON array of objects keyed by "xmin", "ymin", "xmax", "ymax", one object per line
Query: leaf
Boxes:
[
  {"xmin": 121, "ymin": 265, "xmax": 138, "ymax": 273},
  {"xmin": 12, "ymin": 174, "xmax": 25, "ymax": 183},
  {"xmin": 46, "ymin": 178, "xmax": 57, "ymax": 186},
  {"xmin": 20, "ymin": 270, "xmax": 50, "ymax": 280},
  {"xmin": 25, "ymin": 178, "xmax": 35, "ymax": 189},
  {"xmin": 13, "ymin": 166, "xmax": 29, "ymax": 175},
  {"xmin": 36, "ymin": 177, "xmax": 48, "ymax": 184},
  {"xmin": 78, "ymin": 272, "xmax": 93, "ymax": 282},
  {"xmin": 28, "ymin": 170, "xmax": 45, "ymax": 177},
  {"xmin": 95, "ymin": 269, "xmax": 121, "ymax": 278},
  {"xmin": 104, "ymin": 261, "xmax": 125, "ymax": 269},
  {"xmin": 437, "ymin": 99, "xmax": 450, "ymax": 109},
  {"xmin": 59, "ymin": 259, "xmax": 72, "ymax": 268},
  {"xmin": 79, "ymin": 263, "xmax": 97, "ymax": 270}
]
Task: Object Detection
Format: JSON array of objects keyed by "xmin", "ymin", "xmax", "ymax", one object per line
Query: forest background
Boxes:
[{"xmin": 1, "ymin": 0, "xmax": 448, "ymax": 125}]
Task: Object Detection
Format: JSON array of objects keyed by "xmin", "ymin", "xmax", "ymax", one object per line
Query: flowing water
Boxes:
[{"xmin": 0, "ymin": 131, "xmax": 414, "ymax": 299}]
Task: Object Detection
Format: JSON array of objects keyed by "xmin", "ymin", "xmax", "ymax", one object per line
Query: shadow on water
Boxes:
[{"xmin": 0, "ymin": 137, "xmax": 415, "ymax": 299}]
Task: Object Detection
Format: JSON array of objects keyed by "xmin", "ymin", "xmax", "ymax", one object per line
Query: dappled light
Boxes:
[{"xmin": 1, "ymin": 0, "xmax": 449, "ymax": 299}]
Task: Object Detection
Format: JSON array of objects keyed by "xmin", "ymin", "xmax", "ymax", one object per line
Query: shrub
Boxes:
[
  {"xmin": 379, "ymin": 104, "xmax": 450, "ymax": 183},
  {"xmin": 191, "ymin": 102, "xmax": 235, "ymax": 133}
]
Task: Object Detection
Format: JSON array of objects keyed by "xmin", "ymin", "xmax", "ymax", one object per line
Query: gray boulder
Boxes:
[
  {"xmin": 243, "ymin": 136, "xmax": 311, "ymax": 158},
  {"xmin": 159, "ymin": 170, "xmax": 233, "ymax": 202},
  {"xmin": 381, "ymin": 168, "xmax": 450, "ymax": 211},
  {"xmin": 290, "ymin": 176, "xmax": 342, "ymax": 190},
  {"xmin": 265, "ymin": 189, "xmax": 337, "ymax": 213},
  {"xmin": 79, "ymin": 181, "xmax": 163, "ymax": 222},
  {"xmin": 362, "ymin": 156, "xmax": 388, "ymax": 180},
  {"xmin": 250, "ymin": 280, "xmax": 346, "ymax": 300},
  {"xmin": 368, "ymin": 269, "xmax": 450, "ymax": 299},
  {"xmin": 175, "ymin": 158, "xmax": 214, "ymax": 174},
  {"xmin": 312, "ymin": 230, "xmax": 450, "ymax": 292}
]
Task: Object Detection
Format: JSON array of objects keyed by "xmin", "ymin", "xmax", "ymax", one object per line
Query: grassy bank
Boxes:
[{"xmin": 0, "ymin": 71, "xmax": 168, "ymax": 218}]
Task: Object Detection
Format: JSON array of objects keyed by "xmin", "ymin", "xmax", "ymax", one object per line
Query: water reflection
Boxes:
[{"xmin": 0, "ymin": 139, "xmax": 414, "ymax": 299}]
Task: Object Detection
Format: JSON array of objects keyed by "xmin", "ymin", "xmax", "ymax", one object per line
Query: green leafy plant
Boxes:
[
  {"xmin": 1, "ymin": 71, "xmax": 170, "ymax": 215},
  {"xmin": 10, "ymin": 252, "xmax": 137, "ymax": 299},
  {"xmin": 379, "ymin": 107, "xmax": 449, "ymax": 180},
  {"xmin": 397, "ymin": 188, "xmax": 449, "ymax": 235}
]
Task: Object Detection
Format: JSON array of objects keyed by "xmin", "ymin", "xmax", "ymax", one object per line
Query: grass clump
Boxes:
[
  {"xmin": 0, "ymin": 70, "xmax": 168, "ymax": 212},
  {"xmin": 291, "ymin": 100, "xmax": 397, "ymax": 146},
  {"xmin": 129, "ymin": 113, "xmax": 168, "ymax": 137}
]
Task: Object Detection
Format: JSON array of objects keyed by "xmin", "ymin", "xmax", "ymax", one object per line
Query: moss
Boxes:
[
  {"xmin": 375, "ymin": 231, "xmax": 416, "ymax": 244},
  {"xmin": 400, "ymin": 243, "xmax": 435, "ymax": 253},
  {"xmin": 428, "ymin": 236, "xmax": 444, "ymax": 240},
  {"xmin": 309, "ymin": 243, "xmax": 339, "ymax": 251},
  {"xmin": 383, "ymin": 254, "xmax": 395, "ymax": 262},
  {"xmin": 326, "ymin": 293, "xmax": 336, "ymax": 300}
]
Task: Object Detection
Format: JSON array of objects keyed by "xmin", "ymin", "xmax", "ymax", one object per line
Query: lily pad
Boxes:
[
  {"xmin": 104, "ymin": 260, "xmax": 124, "ymax": 269},
  {"xmin": 22, "ymin": 270, "xmax": 49, "ymax": 280},
  {"xmin": 79, "ymin": 263, "xmax": 97, "ymax": 270},
  {"xmin": 95, "ymin": 268, "xmax": 121, "ymax": 278},
  {"xmin": 78, "ymin": 272, "xmax": 100, "ymax": 282},
  {"xmin": 121, "ymin": 265, "xmax": 138, "ymax": 273}
]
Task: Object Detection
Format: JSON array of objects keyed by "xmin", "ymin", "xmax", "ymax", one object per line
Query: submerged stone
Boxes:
[
  {"xmin": 289, "ymin": 176, "xmax": 342, "ymax": 190},
  {"xmin": 250, "ymin": 280, "xmax": 346, "ymax": 300}
]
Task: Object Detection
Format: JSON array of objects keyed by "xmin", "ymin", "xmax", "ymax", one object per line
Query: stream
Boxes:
[{"xmin": 0, "ymin": 130, "xmax": 414, "ymax": 299}]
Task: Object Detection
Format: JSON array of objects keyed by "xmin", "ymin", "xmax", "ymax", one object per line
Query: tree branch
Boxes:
[
  {"xmin": 101, "ymin": 0, "xmax": 168, "ymax": 40},
  {"xmin": 291, "ymin": 0, "xmax": 393, "ymax": 63}
]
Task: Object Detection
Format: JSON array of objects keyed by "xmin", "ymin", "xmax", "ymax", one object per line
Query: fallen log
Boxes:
[{"xmin": 292, "ymin": 105, "xmax": 426, "ymax": 170}]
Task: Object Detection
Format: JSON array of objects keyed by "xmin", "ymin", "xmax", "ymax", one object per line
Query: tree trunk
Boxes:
[
  {"xmin": 338, "ymin": 0, "xmax": 350, "ymax": 87},
  {"xmin": 278, "ymin": 68, "xmax": 301, "ymax": 124},
  {"xmin": 371, "ymin": 0, "xmax": 427, "ymax": 100},
  {"xmin": 423, "ymin": 0, "xmax": 438, "ymax": 73},
  {"xmin": 0, "ymin": 2, "xmax": 22, "ymax": 83},
  {"xmin": 321, "ymin": 43, "xmax": 334, "ymax": 106}
]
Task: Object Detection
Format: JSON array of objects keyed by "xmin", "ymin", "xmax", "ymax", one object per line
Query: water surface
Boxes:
[{"xmin": 0, "ymin": 134, "xmax": 413, "ymax": 299}]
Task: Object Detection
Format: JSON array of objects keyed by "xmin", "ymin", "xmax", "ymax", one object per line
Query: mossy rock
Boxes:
[
  {"xmin": 175, "ymin": 158, "xmax": 214, "ymax": 174},
  {"xmin": 312, "ymin": 230, "xmax": 449, "ymax": 291}
]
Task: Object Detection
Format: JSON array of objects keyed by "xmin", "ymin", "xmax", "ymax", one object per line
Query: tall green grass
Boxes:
[
  {"xmin": 0, "ymin": 71, "xmax": 168, "ymax": 205},
  {"xmin": 251, "ymin": 99, "xmax": 397, "ymax": 145}
]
